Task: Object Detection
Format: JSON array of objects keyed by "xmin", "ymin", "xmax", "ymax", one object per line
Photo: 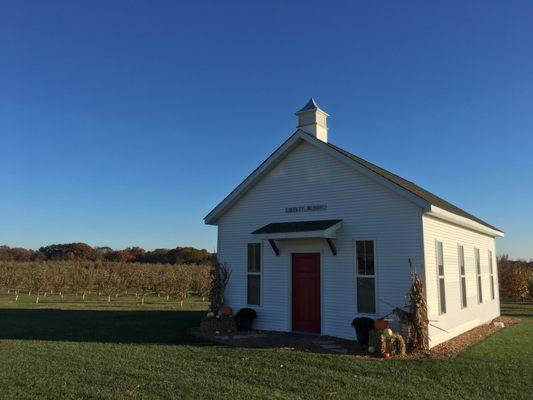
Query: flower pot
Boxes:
[
  {"xmin": 236, "ymin": 317, "xmax": 254, "ymax": 332},
  {"xmin": 219, "ymin": 306, "xmax": 233, "ymax": 316},
  {"xmin": 351, "ymin": 317, "xmax": 374, "ymax": 345},
  {"xmin": 374, "ymin": 318, "xmax": 389, "ymax": 331}
]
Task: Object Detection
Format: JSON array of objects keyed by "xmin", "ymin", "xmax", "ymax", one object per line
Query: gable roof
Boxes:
[
  {"xmin": 204, "ymin": 130, "xmax": 502, "ymax": 236},
  {"xmin": 324, "ymin": 141, "xmax": 501, "ymax": 232}
]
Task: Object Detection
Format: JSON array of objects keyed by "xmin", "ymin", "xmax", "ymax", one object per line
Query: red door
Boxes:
[{"xmin": 292, "ymin": 253, "xmax": 321, "ymax": 334}]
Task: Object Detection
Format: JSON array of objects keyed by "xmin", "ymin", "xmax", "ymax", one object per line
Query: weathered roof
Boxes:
[
  {"xmin": 295, "ymin": 98, "xmax": 319, "ymax": 113},
  {"xmin": 252, "ymin": 219, "xmax": 342, "ymax": 234},
  {"xmin": 322, "ymin": 138, "xmax": 501, "ymax": 232}
]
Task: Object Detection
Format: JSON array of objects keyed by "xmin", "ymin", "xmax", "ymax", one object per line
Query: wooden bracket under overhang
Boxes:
[
  {"xmin": 268, "ymin": 239, "xmax": 280, "ymax": 256},
  {"xmin": 326, "ymin": 238, "xmax": 337, "ymax": 256}
]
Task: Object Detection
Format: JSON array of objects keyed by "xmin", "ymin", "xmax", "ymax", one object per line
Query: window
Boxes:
[
  {"xmin": 458, "ymin": 245, "xmax": 467, "ymax": 308},
  {"xmin": 247, "ymin": 243, "xmax": 261, "ymax": 305},
  {"xmin": 489, "ymin": 250, "xmax": 495, "ymax": 300},
  {"xmin": 436, "ymin": 241, "xmax": 446, "ymax": 314},
  {"xmin": 475, "ymin": 247, "xmax": 482, "ymax": 303},
  {"xmin": 356, "ymin": 240, "xmax": 375, "ymax": 314}
]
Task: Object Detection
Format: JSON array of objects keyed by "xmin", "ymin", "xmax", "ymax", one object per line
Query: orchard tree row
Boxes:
[
  {"xmin": 0, "ymin": 243, "xmax": 216, "ymax": 265},
  {"xmin": 0, "ymin": 261, "xmax": 212, "ymax": 305}
]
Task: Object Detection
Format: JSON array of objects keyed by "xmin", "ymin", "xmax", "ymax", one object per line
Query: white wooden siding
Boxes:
[
  {"xmin": 422, "ymin": 215, "xmax": 499, "ymax": 348},
  {"xmin": 217, "ymin": 140, "xmax": 424, "ymax": 340}
]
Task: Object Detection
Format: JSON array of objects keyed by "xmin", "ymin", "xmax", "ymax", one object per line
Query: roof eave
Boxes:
[{"xmin": 426, "ymin": 205, "xmax": 504, "ymax": 237}]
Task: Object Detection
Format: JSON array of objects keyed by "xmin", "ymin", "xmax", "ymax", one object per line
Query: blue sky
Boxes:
[{"xmin": 1, "ymin": 1, "xmax": 532, "ymax": 258}]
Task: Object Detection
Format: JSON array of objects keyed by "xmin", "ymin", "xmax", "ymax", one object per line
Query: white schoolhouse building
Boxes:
[{"xmin": 205, "ymin": 99, "xmax": 504, "ymax": 347}]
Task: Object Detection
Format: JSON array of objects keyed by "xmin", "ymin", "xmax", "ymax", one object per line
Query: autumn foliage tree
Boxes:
[
  {"xmin": 51, "ymin": 264, "xmax": 67, "ymax": 299},
  {"xmin": 193, "ymin": 264, "xmax": 212, "ymax": 301},
  {"xmin": 0, "ymin": 244, "xmax": 215, "ymax": 265},
  {"xmin": 132, "ymin": 268, "xmax": 153, "ymax": 304},
  {"xmin": 171, "ymin": 266, "xmax": 193, "ymax": 307},
  {"xmin": 102, "ymin": 269, "xmax": 122, "ymax": 302},
  {"xmin": 498, "ymin": 255, "xmax": 530, "ymax": 300},
  {"xmin": 28, "ymin": 264, "xmax": 45, "ymax": 304}
]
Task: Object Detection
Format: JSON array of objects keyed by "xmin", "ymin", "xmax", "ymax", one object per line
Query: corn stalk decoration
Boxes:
[
  {"xmin": 209, "ymin": 262, "xmax": 231, "ymax": 314},
  {"xmin": 406, "ymin": 272, "xmax": 429, "ymax": 353}
]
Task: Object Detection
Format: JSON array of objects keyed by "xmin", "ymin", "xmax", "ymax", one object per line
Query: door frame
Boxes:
[{"xmin": 289, "ymin": 250, "xmax": 324, "ymax": 335}]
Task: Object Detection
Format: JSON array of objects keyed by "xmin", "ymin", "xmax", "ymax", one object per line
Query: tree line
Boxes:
[
  {"xmin": 0, "ymin": 261, "xmax": 212, "ymax": 305},
  {"xmin": 497, "ymin": 255, "xmax": 533, "ymax": 301},
  {"xmin": 0, "ymin": 243, "xmax": 216, "ymax": 265}
]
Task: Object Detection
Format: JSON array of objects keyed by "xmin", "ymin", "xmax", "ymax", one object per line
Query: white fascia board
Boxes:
[
  {"xmin": 426, "ymin": 205, "xmax": 504, "ymax": 237},
  {"xmin": 204, "ymin": 131, "xmax": 303, "ymax": 225},
  {"xmin": 299, "ymin": 134, "xmax": 431, "ymax": 209}
]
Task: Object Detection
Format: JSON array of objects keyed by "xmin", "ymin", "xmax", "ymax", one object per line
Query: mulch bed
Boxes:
[
  {"xmin": 426, "ymin": 316, "xmax": 520, "ymax": 358},
  {"xmin": 191, "ymin": 316, "xmax": 521, "ymax": 359},
  {"xmin": 191, "ymin": 327, "xmax": 370, "ymax": 356}
]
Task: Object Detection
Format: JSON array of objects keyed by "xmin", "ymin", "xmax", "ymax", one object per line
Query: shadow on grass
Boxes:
[{"xmin": 0, "ymin": 308, "xmax": 209, "ymax": 345}]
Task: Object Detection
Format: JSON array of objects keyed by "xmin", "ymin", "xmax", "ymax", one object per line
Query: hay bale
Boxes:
[
  {"xmin": 391, "ymin": 334, "xmax": 406, "ymax": 356},
  {"xmin": 368, "ymin": 329, "xmax": 406, "ymax": 356},
  {"xmin": 200, "ymin": 316, "xmax": 237, "ymax": 338},
  {"xmin": 368, "ymin": 329, "xmax": 387, "ymax": 355}
]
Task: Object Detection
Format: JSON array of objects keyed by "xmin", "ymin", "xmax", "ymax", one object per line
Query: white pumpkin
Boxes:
[{"xmin": 368, "ymin": 346, "xmax": 375, "ymax": 353}]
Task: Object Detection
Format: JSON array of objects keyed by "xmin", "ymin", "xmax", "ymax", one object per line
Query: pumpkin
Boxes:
[
  {"xmin": 220, "ymin": 306, "xmax": 233, "ymax": 316},
  {"xmin": 385, "ymin": 328, "xmax": 393, "ymax": 336},
  {"xmin": 374, "ymin": 318, "xmax": 389, "ymax": 330},
  {"xmin": 368, "ymin": 346, "xmax": 375, "ymax": 353},
  {"xmin": 382, "ymin": 352, "xmax": 391, "ymax": 359}
]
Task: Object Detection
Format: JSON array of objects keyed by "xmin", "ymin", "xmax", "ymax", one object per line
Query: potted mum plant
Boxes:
[{"xmin": 235, "ymin": 308, "xmax": 257, "ymax": 332}]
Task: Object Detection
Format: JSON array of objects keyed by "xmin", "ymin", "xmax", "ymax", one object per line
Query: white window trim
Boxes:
[
  {"xmin": 436, "ymin": 240, "xmax": 446, "ymax": 315},
  {"xmin": 488, "ymin": 250, "xmax": 495, "ymax": 301},
  {"xmin": 458, "ymin": 244, "xmax": 467, "ymax": 309},
  {"xmin": 475, "ymin": 247, "xmax": 483, "ymax": 304},
  {"xmin": 355, "ymin": 239, "xmax": 377, "ymax": 316},
  {"xmin": 246, "ymin": 243, "xmax": 262, "ymax": 307}
]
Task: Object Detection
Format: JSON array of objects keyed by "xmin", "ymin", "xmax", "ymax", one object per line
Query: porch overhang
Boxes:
[
  {"xmin": 252, "ymin": 220, "xmax": 342, "ymax": 256},
  {"xmin": 251, "ymin": 219, "xmax": 343, "ymax": 240}
]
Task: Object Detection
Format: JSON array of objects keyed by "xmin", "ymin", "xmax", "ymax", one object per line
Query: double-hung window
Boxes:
[
  {"xmin": 356, "ymin": 240, "xmax": 375, "ymax": 314},
  {"xmin": 475, "ymin": 247, "xmax": 483, "ymax": 303},
  {"xmin": 436, "ymin": 241, "xmax": 446, "ymax": 314},
  {"xmin": 458, "ymin": 245, "xmax": 467, "ymax": 308},
  {"xmin": 489, "ymin": 250, "xmax": 495, "ymax": 300},
  {"xmin": 247, "ymin": 243, "xmax": 261, "ymax": 305}
]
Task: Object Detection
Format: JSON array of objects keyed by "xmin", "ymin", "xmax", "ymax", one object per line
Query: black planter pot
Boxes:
[
  {"xmin": 236, "ymin": 317, "xmax": 254, "ymax": 332},
  {"xmin": 352, "ymin": 317, "xmax": 374, "ymax": 346}
]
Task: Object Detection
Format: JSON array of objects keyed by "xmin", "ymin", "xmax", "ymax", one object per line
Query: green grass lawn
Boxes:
[{"xmin": 0, "ymin": 293, "xmax": 532, "ymax": 400}]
